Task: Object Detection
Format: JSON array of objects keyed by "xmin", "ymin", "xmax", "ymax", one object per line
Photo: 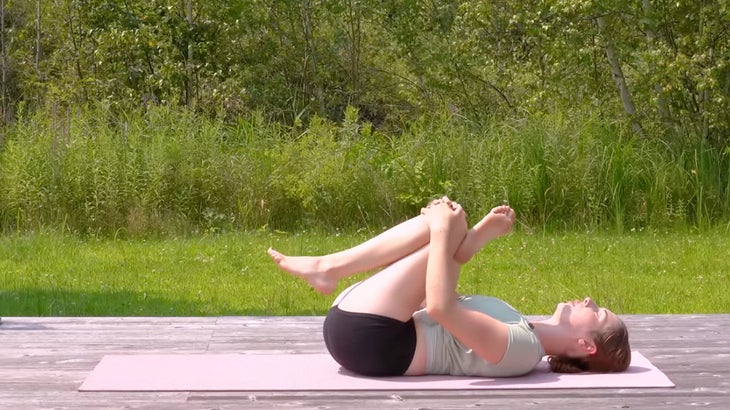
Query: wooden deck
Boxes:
[{"xmin": 1, "ymin": 314, "xmax": 729, "ymax": 409}]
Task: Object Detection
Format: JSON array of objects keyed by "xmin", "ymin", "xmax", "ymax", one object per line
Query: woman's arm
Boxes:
[
  {"xmin": 423, "ymin": 203, "xmax": 510, "ymax": 365},
  {"xmin": 423, "ymin": 198, "xmax": 516, "ymax": 266}
]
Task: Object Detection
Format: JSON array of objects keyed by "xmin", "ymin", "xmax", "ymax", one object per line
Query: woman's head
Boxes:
[{"xmin": 547, "ymin": 297, "xmax": 631, "ymax": 373}]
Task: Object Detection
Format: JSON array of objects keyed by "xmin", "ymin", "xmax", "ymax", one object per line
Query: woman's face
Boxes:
[{"xmin": 554, "ymin": 297, "xmax": 620, "ymax": 337}]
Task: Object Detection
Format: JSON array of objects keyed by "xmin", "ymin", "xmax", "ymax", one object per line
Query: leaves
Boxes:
[{"xmin": 0, "ymin": 0, "xmax": 727, "ymax": 142}]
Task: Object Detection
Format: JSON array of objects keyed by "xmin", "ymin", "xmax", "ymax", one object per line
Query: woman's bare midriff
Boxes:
[{"xmin": 404, "ymin": 317, "xmax": 428, "ymax": 375}]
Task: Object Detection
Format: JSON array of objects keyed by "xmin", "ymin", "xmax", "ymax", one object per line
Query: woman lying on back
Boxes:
[{"xmin": 269, "ymin": 198, "xmax": 631, "ymax": 377}]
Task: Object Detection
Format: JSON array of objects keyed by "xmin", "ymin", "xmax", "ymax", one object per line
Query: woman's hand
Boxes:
[
  {"xmin": 421, "ymin": 196, "xmax": 453, "ymax": 215},
  {"xmin": 421, "ymin": 196, "xmax": 460, "ymax": 215},
  {"xmin": 422, "ymin": 200, "xmax": 468, "ymax": 253}
]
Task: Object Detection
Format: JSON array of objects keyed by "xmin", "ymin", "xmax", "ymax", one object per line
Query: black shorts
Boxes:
[{"xmin": 322, "ymin": 305, "xmax": 417, "ymax": 377}]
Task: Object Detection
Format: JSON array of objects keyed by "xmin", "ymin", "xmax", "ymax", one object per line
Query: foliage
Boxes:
[
  {"xmin": 0, "ymin": 0, "xmax": 728, "ymax": 141},
  {"xmin": 0, "ymin": 106, "xmax": 727, "ymax": 235}
]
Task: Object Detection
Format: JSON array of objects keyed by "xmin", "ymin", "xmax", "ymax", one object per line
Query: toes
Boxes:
[
  {"xmin": 492, "ymin": 205, "xmax": 509, "ymax": 214},
  {"xmin": 489, "ymin": 205, "xmax": 516, "ymax": 224},
  {"xmin": 268, "ymin": 248, "xmax": 283, "ymax": 262}
]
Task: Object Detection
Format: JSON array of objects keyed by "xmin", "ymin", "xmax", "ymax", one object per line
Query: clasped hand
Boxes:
[{"xmin": 421, "ymin": 196, "xmax": 468, "ymax": 245}]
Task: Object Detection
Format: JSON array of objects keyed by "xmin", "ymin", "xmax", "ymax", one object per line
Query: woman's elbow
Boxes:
[{"xmin": 425, "ymin": 302, "xmax": 453, "ymax": 322}]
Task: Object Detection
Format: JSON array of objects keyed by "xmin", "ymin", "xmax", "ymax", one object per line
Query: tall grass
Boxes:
[{"xmin": 0, "ymin": 105, "xmax": 728, "ymax": 236}]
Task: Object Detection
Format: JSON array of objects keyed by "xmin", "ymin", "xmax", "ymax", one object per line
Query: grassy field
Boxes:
[{"xmin": 1, "ymin": 227, "xmax": 727, "ymax": 317}]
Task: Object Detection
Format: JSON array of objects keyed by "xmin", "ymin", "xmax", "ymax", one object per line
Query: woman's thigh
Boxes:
[{"xmin": 335, "ymin": 245, "xmax": 429, "ymax": 322}]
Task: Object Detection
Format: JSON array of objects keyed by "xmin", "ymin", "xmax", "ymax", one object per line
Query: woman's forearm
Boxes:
[{"xmin": 424, "ymin": 229, "xmax": 461, "ymax": 317}]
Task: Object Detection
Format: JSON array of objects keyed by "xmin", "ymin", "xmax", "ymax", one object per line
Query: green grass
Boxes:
[{"xmin": 1, "ymin": 228, "xmax": 727, "ymax": 316}]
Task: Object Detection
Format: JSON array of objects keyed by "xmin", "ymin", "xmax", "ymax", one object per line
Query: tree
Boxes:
[
  {"xmin": 35, "ymin": 0, "xmax": 41, "ymax": 74},
  {"xmin": 595, "ymin": 12, "xmax": 642, "ymax": 135}
]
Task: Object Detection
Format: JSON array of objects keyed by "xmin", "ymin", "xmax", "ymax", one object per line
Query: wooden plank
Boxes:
[{"xmin": 1, "ymin": 315, "xmax": 729, "ymax": 409}]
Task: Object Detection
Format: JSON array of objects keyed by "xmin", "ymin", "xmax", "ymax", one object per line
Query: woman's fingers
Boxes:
[
  {"xmin": 423, "ymin": 197, "xmax": 447, "ymax": 213},
  {"xmin": 423, "ymin": 197, "xmax": 465, "ymax": 211},
  {"xmin": 423, "ymin": 196, "xmax": 467, "ymax": 219},
  {"xmin": 446, "ymin": 199, "xmax": 465, "ymax": 217}
]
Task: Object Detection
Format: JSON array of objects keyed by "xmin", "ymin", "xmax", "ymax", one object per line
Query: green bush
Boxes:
[{"xmin": 0, "ymin": 105, "xmax": 728, "ymax": 236}]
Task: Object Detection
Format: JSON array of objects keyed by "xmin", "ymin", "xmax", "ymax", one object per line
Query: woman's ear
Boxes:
[{"xmin": 578, "ymin": 338, "xmax": 597, "ymax": 355}]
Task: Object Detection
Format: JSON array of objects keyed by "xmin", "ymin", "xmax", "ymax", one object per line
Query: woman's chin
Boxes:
[{"xmin": 552, "ymin": 303, "xmax": 571, "ymax": 321}]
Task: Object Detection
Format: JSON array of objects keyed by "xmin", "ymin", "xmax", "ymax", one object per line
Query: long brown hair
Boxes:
[{"xmin": 547, "ymin": 318, "xmax": 631, "ymax": 373}]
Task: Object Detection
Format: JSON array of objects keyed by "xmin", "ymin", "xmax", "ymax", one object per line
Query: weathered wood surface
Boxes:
[{"xmin": 1, "ymin": 315, "xmax": 729, "ymax": 409}]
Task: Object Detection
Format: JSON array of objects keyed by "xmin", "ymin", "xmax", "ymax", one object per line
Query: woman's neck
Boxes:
[{"xmin": 531, "ymin": 319, "xmax": 572, "ymax": 356}]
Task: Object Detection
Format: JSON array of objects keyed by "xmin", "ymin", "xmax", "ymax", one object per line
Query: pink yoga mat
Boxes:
[{"xmin": 79, "ymin": 351, "xmax": 674, "ymax": 392}]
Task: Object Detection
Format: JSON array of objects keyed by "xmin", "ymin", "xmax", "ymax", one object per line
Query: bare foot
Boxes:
[
  {"xmin": 453, "ymin": 205, "xmax": 515, "ymax": 264},
  {"xmin": 267, "ymin": 248, "xmax": 338, "ymax": 295},
  {"xmin": 482, "ymin": 205, "xmax": 516, "ymax": 238}
]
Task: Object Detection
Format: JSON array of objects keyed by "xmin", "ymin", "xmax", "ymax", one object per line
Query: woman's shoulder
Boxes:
[
  {"xmin": 457, "ymin": 294, "xmax": 513, "ymax": 309},
  {"xmin": 458, "ymin": 295, "xmax": 524, "ymax": 322}
]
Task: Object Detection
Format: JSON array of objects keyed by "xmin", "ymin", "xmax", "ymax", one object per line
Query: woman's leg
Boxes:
[
  {"xmin": 336, "ymin": 205, "xmax": 514, "ymax": 321},
  {"xmin": 268, "ymin": 214, "xmax": 431, "ymax": 295},
  {"xmin": 335, "ymin": 244, "xmax": 431, "ymax": 322},
  {"xmin": 269, "ymin": 205, "xmax": 516, "ymax": 295},
  {"xmin": 270, "ymin": 206, "xmax": 516, "ymax": 322}
]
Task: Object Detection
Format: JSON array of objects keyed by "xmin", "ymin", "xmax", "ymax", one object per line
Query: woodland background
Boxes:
[{"xmin": 0, "ymin": 0, "xmax": 728, "ymax": 235}]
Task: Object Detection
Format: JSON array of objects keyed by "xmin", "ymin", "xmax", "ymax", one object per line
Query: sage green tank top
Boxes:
[{"xmin": 413, "ymin": 295, "xmax": 544, "ymax": 377}]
